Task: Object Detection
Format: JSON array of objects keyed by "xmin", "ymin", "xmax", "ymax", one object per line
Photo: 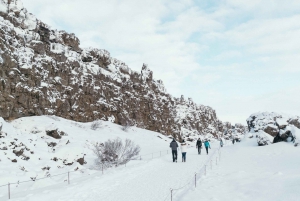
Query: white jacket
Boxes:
[{"xmin": 181, "ymin": 143, "xmax": 187, "ymax": 152}]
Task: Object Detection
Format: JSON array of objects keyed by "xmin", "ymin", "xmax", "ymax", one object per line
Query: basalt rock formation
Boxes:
[
  {"xmin": 0, "ymin": 0, "xmax": 226, "ymax": 139},
  {"xmin": 246, "ymin": 112, "xmax": 300, "ymax": 146}
]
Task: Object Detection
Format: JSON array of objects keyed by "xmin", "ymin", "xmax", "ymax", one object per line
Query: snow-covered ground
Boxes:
[
  {"xmin": 0, "ymin": 116, "xmax": 299, "ymax": 201},
  {"xmin": 178, "ymin": 136, "xmax": 300, "ymax": 201},
  {"xmin": 0, "ymin": 116, "xmax": 219, "ymax": 201}
]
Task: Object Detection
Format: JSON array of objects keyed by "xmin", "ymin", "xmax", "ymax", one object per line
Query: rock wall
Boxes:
[
  {"xmin": 246, "ymin": 112, "xmax": 300, "ymax": 146},
  {"xmin": 0, "ymin": 0, "xmax": 225, "ymax": 139}
]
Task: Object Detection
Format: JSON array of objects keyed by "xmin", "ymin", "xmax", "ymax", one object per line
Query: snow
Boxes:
[
  {"xmin": 0, "ymin": 124, "xmax": 300, "ymax": 201},
  {"xmin": 177, "ymin": 137, "xmax": 300, "ymax": 201},
  {"xmin": 276, "ymin": 117, "xmax": 289, "ymax": 127},
  {"xmin": 0, "ymin": 115, "xmax": 220, "ymax": 201},
  {"xmin": 0, "ymin": 1, "xmax": 7, "ymax": 13},
  {"xmin": 0, "ymin": 117, "xmax": 299, "ymax": 201}
]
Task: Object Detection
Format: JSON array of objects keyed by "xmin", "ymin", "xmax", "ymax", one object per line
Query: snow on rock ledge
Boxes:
[{"xmin": 247, "ymin": 112, "xmax": 300, "ymax": 146}]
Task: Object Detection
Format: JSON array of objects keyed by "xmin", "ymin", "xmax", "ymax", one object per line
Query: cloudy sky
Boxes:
[{"xmin": 22, "ymin": 0, "xmax": 300, "ymax": 124}]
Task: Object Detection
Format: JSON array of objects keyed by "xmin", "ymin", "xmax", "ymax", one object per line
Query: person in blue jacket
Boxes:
[{"xmin": 204, "ymin": 139, "xmax": 211, "ymax": 155}]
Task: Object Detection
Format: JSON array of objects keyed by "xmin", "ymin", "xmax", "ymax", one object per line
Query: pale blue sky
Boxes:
[{"xmin": 22, "ymin": 0, "xmax": 300, "ymax": 124}]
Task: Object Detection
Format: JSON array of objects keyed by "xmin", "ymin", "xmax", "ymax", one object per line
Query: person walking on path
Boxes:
[
  {"xmin": 232, "ymin": 138, "xmax": 235, "ymax": 144},
  {"xmin": 204, "ymin": 139, "xmax": 211, "ymax": 155},
  {"xmin": 181, "ymin": 140, "xmax": 187, "ymax": 162},
  {"xmin": 220, "ymin": 139, "xmax": 224, "ymax": 147},
  {"xmin": 196, "ymin": 138, "xmax": 202, "ymax": 154},
  {"xmin": 170, "ymin": 138, "xmax": 179, "ymax": 162}
]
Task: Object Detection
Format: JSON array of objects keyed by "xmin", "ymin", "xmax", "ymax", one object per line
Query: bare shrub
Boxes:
[
  {"xmin": 91, "ymin": 120, "xmax": 103, "ymax": 130},
  {"xmin": 121, "ymin": 121, "xmax": 133, "ymax": 132},
  {"xmin": 92, "ymin": 138, "xmax": 140, "ymax": 168}
]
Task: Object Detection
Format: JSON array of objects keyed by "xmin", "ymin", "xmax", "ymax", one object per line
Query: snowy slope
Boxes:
[
  {"xmin": 0, "ymin": 116, "xmax": 172, "ymax": 191},
  {"xmin": 0, "ymin": 115, "xmax": 222, "ymax": 200}
]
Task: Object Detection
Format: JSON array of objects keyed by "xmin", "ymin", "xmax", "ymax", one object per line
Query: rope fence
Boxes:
[
  {"xmin": 0, "ymin": 148, "xmax": 171, "ymax": 200},
  {"xmin": 164, "ymin": 147, "xmax": 221, "ymax": 201},
  {"xmin": 0, "ymin": 147, "xmax": 222, "ymax": 200}
]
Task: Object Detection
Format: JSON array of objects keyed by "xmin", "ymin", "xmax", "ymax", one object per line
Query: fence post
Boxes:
[
  {"xmin": 68, "ymin": 171, "xmax": 70, "ymax": 184},
  {"xmin": 195, "ymin": 173, "xmax": 197, "ymax": 188},
  {"xmin": 170, "ymin": 188, "xmax": 173, "ymax": 201},
  {"xmin": 8, "ymin": 183, "xmax": 10, "ymax": 200}
]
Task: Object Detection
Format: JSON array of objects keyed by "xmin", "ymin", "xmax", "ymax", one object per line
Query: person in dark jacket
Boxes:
[
  {"xmin": 196, "ymin": 138, "xmax": 202, "ymax": 154},
  {"xmin": 220, "ymin": 139, "xmax": 224, "ymax": 147},
  {"xmin": 170, "ymin": 138, "xmax": 179, "ymax": 162},
  {"xmin": 204, "ymin": 139, "xmax": 211, "ymax": 155}
]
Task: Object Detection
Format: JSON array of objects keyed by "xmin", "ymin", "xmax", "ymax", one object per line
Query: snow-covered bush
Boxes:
[
  {"xmin": 91, "ymin": 120, "xmax": 103, "ymax": 130},
  {"xmin": 92, "ymin": 138, "xmax": 140, "ymax": 168}
]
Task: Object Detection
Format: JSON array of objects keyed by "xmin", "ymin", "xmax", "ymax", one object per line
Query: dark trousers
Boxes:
[
  {"xmin": 198, "ymin": 146, "xmax": 201, "ymax": 154},
  {"xmin": 172, "ymin": 150, "xmax": 177, "ymax": 162},
  {"xmin": 182, "ymin": 152, "xmax": 186, "ymax": 162},
  {"xmin": 205, "ymin": 147, "xmax": 209, "ymax": 154}
]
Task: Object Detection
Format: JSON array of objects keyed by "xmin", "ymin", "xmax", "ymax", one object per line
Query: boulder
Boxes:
[
  {"xmin": 263, "ymin": 125, "xmax": 279, "ymax": 137},
  {"xmin": 46, "ymin": 129, "xmax": 61, "ymax": 139}
]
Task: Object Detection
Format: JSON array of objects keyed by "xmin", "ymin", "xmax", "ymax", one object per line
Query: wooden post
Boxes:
[
  {"xmin": 170, "ymin": 189, "xmax": 173, "ymax": 201},
  {"xmin": 195, "ymin": 173, "xmax": 197, "ymax": 188},
  {"xmin": 8, "ymin": 183, "xmax": 10, "ymax": 200}
]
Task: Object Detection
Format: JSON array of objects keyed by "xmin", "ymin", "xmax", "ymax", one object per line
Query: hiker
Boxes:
[
  {"xmin": 232, "ymin": 138, "xmax": 235, "ymax": 144},
  {"xmin": 204, "ymin": 139, "xmax": 211, "ymax": 155},
  {"xmin": 220, "ymin": 139, "xmax": 224, "ymax": 147},
  {"xmin": 196, "ymin": 138, "xmax": 202, "ymax": 154},
  {"xmin": 181, "ymin": 140, "xmax": 187, "ymax": 162},
  {"xmin": 170, "ymin": 138, "xmax": 179, "ymax": 162}
]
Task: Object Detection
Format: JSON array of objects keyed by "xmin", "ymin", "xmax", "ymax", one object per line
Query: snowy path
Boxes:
[
  {"xmin": 5, "ymin": 147, "xmax": 218, "ymax": 201},
  {"xmin": 178, "ymin": 139, "xmax": 300, "ymax": 201}
]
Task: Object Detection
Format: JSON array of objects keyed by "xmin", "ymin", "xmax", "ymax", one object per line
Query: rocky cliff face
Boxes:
[{"xmin": 0, "ymin": 0, "xmax": 225, "ymax": 139}]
